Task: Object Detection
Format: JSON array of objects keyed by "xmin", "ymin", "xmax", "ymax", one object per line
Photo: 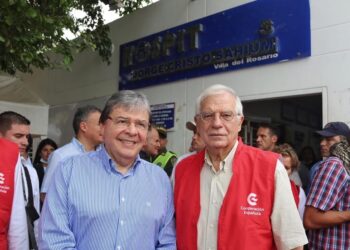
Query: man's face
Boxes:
[
  {"xmin": 1, "ymin": 124, "xmax": 30, "ymax": 156},
  {"xmin": 101, "ymin": 107, "xmax": 149, "ymax": 167},
  {"xmin": 159, "ymin": 137, "xmax": 167, "ymax": 150},
  {"xmin": 82, "ymin": 111, "xmax": 103, "ymax": 146},
  {"xmin": 190, "ymin": 131, "xmax": 205, "ymax": 152},
  {"xmin": 144, "ymin": 127, "xmax": 160, "ymax": 156},
  {"xmin": 320, "ymin": 135, "xmax": 342, "ymax": 157},
  {"xmin": 196, "ymin": 91, "xmax": 244, "ymax": 156},
  {"xmin": 256, "ymin": 127, "xmax": 277, "ymax": 151}
]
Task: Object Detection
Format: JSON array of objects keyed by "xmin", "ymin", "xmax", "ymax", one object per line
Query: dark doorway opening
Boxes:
[{"xmin": 240, "ymin": 93, "xmax": 322, "ymax": 160}]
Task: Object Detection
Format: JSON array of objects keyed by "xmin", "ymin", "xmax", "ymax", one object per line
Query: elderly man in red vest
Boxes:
[{"xmin": 174, "ymin": 84, "xmax": 308, "ymax": 250}]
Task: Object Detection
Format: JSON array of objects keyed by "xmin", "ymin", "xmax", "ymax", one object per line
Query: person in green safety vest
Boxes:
[
  {"xmin": 153, "ymin": 126, "xmax": 177, "ymax": 177},
  {"xmin": 140, "ymin": 124, "xmax": 161, "ymax": 163}
]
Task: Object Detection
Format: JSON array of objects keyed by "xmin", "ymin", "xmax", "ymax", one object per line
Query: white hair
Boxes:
[{"xmin": 195, "ymin": 84, "xmax": 244, "ymax": 116}]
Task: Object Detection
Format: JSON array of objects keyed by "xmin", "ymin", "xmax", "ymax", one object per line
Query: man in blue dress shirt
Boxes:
[
  {"xmin": 40, "ymin": 105, "xmax": 103, "ymax": 202},
  {"xmin": 39, "ymin": 91, "xmax": 176, "ymax": 250}
]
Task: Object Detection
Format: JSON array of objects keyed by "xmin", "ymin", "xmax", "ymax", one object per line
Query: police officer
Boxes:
[{"xmin": 153, "ymin": 126, "xmax": 177, "ymax": 177}]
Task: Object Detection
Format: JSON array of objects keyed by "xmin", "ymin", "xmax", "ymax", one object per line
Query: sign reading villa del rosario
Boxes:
[{"xmin": 119, "ymin": 0, "xmax": 311, "ymax": 90}]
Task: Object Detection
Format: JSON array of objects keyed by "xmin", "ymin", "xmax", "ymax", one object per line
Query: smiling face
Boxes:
[
  {"xmin": 101, "ymin": 106, "xmax": 149, "ymax": 169},
  {"xmin": 1, "ymin": 123, "xmax": 30, "ymax": 156},
  {"xmin": 196, "ymin": 91, "xmax": 244, "ymax": 158}
]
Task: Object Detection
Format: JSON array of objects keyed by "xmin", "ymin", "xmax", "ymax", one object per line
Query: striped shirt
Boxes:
[
  {"xmin": 39, "ymin": 145, "xmax": 176, "ymax": 250},
  {"xmin": 306, "ymin": 156, "xmax": 350, "ymax": 250},
  {"xmin": 41, "ymin": 138, "xmax": 88, "ymax": 193}
]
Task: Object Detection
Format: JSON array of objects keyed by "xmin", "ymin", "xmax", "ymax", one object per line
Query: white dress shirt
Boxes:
[
  {"xmin": 21, "ymin": 156, "xmax": 40, "ymax": 242},
  {"xmin": 8, "ymin": 155, "xmax": 28, "ymax": 250}
]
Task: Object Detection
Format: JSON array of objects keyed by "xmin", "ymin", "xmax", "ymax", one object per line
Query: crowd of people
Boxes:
[{"xmin": 0, "ymin": 84, "xmax": 349, "ymax": 249}]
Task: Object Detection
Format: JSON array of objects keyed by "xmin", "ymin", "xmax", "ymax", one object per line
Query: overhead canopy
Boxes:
[
  {"xmin": 0, "ymin": 74, "xmax": 49, "ymax": 137},
  {"xmin": 0, "ymin": 74, "xmax": 46, "ymax": 105}
]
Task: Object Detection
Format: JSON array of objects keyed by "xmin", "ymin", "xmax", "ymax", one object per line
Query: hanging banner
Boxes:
[{"xmin": 119, "ymin": 0, "xmax": 311, "ymax": 90}]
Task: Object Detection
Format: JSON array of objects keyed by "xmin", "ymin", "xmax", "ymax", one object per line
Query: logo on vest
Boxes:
[
  {"xmin": 0, "ymin": 172, "xmax": 10, "ymax": 194},
  {"xmin": 247, "ymin": 193, "xmax": 258, "ymax": 206},
  {"xmin": 0, "ymin": 172, "xmax": 5, "ymax": 184},
  {"xmin": 240, "ymin": 192, "xmax": 265, "ymax": 216}
]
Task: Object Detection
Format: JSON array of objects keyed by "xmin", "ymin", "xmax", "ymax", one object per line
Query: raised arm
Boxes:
[
  {"xmin": 305, "ymin": 157, "xmax": 349, "ymax": 229},
  {"xmin": 304, "ymin": 206, "xmax": 350, "ymax": 229}
]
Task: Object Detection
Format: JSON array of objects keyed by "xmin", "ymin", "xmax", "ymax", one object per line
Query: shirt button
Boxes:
[
  {"xmin": 121, "ymin": 197, "xmax": 125, "ymax": 202},
  {"xmin": 120, "ymin": 220, "xmax": 124, "ymax": 226},
  {"xmin": 117, "ymin": 246, "xmax": 121, "ymax": 250},
  {"xmin": 210, "ymin": 224, "xmax": 214, "ymax": 228}
]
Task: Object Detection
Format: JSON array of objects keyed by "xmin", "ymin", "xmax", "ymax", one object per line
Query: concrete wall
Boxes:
[{"xmin": 22, "ymin": 0, "xmax": 350, "ymax": 154}]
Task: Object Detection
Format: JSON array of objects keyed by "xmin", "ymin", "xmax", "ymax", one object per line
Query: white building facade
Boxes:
[{"xmin": 12, "ymin": 0, "xmax": 350, "ymax": 156}]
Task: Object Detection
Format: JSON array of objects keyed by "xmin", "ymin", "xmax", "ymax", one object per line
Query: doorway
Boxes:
[{"xmin": 240, "ymin": 93, "xmax": 322, "ymax": 159}]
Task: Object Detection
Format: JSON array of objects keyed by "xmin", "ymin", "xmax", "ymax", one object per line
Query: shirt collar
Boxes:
[
  {"xmin": 72, "ymin": 137, "xmax": 102, "ymax": 153},
  {"xmin": 71, "ymin": 137, "xmax": 87, "ymax": 153},
  {"xmin": 100, "ymin": 145, "xmax": 141, "ymax": 176},
  {"xmin": 204, "ymin": 140, "xmax": 239, "ymax": 173},
  {"xmin": 21, "ymin": 156, "xmax": 33, "ymax": 168}
]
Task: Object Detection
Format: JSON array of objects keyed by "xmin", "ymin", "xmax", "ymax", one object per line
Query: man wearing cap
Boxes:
[
  {"xmin": 140, "ymin": 124, "xmax": 161, "ymax": 162},
  {"xmin": 304, "ymin": 122, "xmax": 350, "ymax": 250},
  {"xmin": 186, "ymin": 121, "xmax": 205, "ymax": 153},
  {"xmin": 170, "ymin": 121, "xmax": 205, "ymax": 184},
  {"xmin": 153, "ymin": 126, "xmax": 177, "ymax": 177},
  {"xmin": 309, "ymin": 122, "xmax": 350, "ymax": 182}
]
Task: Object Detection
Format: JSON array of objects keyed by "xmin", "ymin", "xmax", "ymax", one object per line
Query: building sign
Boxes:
[
  {"xmin": 151, "ymin": 102, "xmax": 175, "ymax": 129},
  {"xmin": 119, "ymin": 0, "xmax": 310, "ymax": 90}
]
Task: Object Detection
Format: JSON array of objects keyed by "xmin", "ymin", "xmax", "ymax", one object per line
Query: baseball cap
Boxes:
[
  {"xmin": 186, "ymin": 121, "xmax": 196, "ymax": 132},
  {"xmin": 316, "ymin": 122, "xmax": 350, "ymax": 138}
]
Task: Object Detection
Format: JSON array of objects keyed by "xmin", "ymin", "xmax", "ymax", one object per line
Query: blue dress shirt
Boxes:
[
  {"xmin": 39, "ymin": 146, "xmax": 176, "ymax": 250},
  {"xmin": 308, "ymin": 160, "xmax": 324, "ymax": 194},
  {"xmin": 41, "ymin": 138, "xmax": 88, "ymax": 193}
]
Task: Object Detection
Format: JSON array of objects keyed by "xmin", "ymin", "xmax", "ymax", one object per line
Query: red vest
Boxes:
[
  {"xmin": 0, "ymin": 139, "xmax": 19, "ymax": 249},
  {"xmin": 290, "ymin": 180, "xmax": 300, "ymax": 207},
  {"xmin": 174, "ymin": 141, "xmax": 279, "ymax": 250}
]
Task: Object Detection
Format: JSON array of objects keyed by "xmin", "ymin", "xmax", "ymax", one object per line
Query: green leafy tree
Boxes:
[{"xmin": 0, "ymin": 0, "xmax": 151, "ymax": 75}]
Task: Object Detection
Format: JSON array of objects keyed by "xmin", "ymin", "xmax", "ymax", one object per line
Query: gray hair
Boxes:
[
  {"xmin": 195, "ymin": 84, "xmax": 244, "ymax": 116},
  {"xmin": 100, "ymin": 90, "xmax": 151, "ymax": 124},
  {"xmin": 73, "ymin": 105, "xmax": 101, "ymax": 135}
]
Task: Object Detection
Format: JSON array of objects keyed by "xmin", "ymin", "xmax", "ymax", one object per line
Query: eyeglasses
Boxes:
[
  {"xmin": 196, "ymin": 111, "xmax": 239, "ymax": 122},
  {"xmin": 107, "ymin": 116, "xmax": 149, "ymax": 131}
]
